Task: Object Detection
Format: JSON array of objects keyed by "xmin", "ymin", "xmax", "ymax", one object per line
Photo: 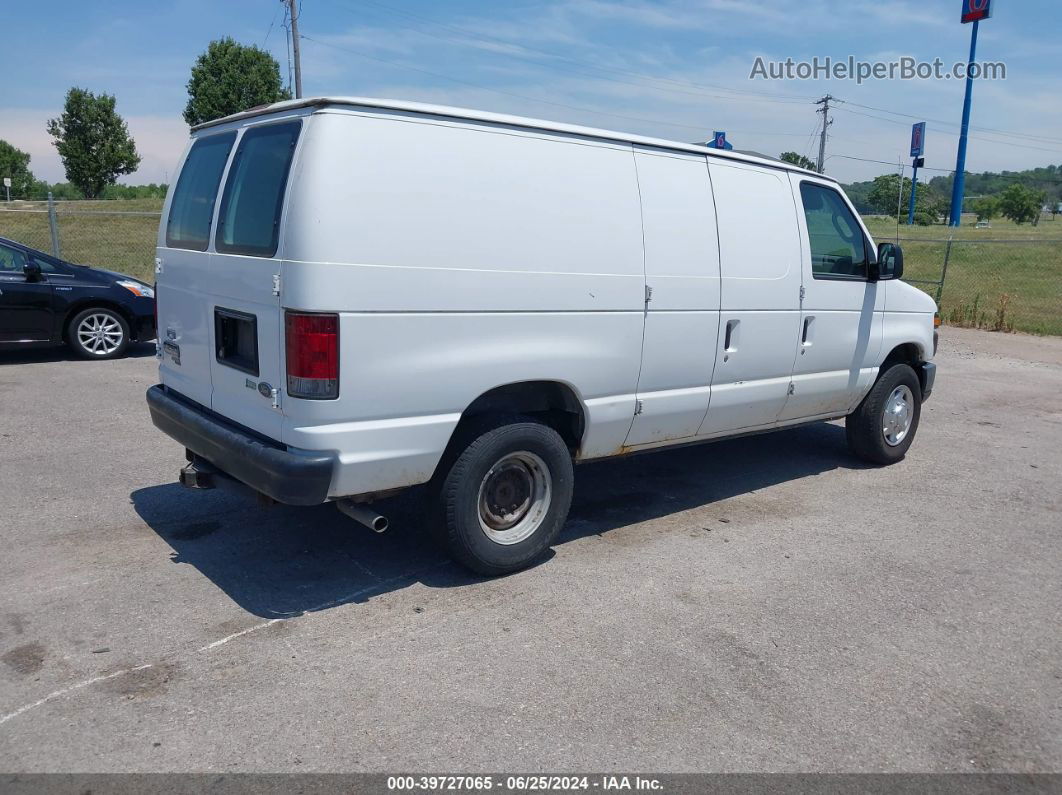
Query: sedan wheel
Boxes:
[{"xmin": 69, "ymin": 308, "xmax": 130, "ymax": 359}]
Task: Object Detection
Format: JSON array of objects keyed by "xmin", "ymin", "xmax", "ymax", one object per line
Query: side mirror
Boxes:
[
  {"xmin": 873, "ymin": 242, "xmax": 904, "ymax": 281},
  {"xmin": 23, "ymin": 261, "xmax": 43, "ymax": 282}
]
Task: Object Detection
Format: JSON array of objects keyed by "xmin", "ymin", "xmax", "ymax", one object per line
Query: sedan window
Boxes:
[{"xmin": 0, "ymin": 244, "xmax": 28, "ymax": 273}]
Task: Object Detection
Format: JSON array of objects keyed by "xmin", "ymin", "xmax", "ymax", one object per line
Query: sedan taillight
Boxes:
[{"xmin": 285, "ymin": 312, "xmax": 339, "ymax": 399}]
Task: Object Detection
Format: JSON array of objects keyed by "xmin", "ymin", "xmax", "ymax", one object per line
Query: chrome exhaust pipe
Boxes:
[{"xmin": 336, "ymin": 500, "xmax": 389, "ymax": 533}]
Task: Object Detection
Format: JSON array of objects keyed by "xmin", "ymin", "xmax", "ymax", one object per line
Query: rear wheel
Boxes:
[
  {"xmin": 68, "ymin": 307, "xmax": 130, "ymax": 360},
  {"xmin": 432, "ymin": 417, "xmax": 574, "ymax": 576},
  {"xmin": 845, "ymin": 363, "xmax": 922, "ymax": 464}
]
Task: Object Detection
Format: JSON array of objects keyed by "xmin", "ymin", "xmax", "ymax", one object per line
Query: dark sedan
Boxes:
[{"xmin": 0, "ymin": 237, "xmax": 155, "ymax": 359}]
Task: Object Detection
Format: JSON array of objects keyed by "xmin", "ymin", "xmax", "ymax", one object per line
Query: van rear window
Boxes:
[
  {"xmin": 165, "ymin": 132, "xmax": 236, "ymax": 251},
  {"xmin": 215, "ymin": 121, "xmax": 301, "ymax": 258}
]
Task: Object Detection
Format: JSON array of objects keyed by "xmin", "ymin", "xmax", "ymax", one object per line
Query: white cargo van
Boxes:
[{"xmin": 148, "ymin": 97, "xmax": 937, "ymax": 575}]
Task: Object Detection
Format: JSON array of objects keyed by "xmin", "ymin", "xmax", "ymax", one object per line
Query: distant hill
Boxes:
[
  {"xmin": 926, "ymin": 165, "xmax": 1062, "ymax": 206},
  {"xmin": 843, "ymin": 164, "xmax": 1062, "ymax": 214}
]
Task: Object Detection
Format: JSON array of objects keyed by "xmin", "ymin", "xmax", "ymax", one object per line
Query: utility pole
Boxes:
[
  {"xmin": 815, "ymin": 95, "xmax": 835, "ymax": 174},
  {"xmin": 285, "ymin": 0, "xmax": 303, "ymax": 98}
]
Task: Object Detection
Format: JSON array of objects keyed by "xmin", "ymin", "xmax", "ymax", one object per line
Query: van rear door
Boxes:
[
  {"xmin": 158, "ymin": 131, "xmax": 237, "ymax": 408},
  {"xmin": 205, "ymin": 120, "xmax": 302, "ymax": 442}
]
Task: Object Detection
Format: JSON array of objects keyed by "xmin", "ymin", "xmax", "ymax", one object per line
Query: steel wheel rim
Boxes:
[
  {"xmin": 477, "ymin": 451, "xmax": 552, "ymax": 545},
  {"xmin": 76, "ymin": 313, "xmax": 123, "ymax": 355},
  {"xmin": 882, "ymin": 385, "xmax": 914, "ymax": 447}
]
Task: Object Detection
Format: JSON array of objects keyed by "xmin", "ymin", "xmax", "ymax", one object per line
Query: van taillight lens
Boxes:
[{"xmin": 285, "ymin": 312, "xmax": 339, "ymax": 399}]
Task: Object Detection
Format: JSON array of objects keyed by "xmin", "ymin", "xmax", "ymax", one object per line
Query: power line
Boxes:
[
  {"xmin": 832, "ymin": 106, "xmax": 1062, "ymax": 157},
  {"xmin": 830, "ymin": 154, "xmax": 953, "ymax": 172},
  {"xmin": 839, "ymin": 99, "xmax": 1062, "ymax": 147},
  {"xmin": 829, "ymin": 154, "xmax": 1062, "ymax": 184},
  {"xmin": 281, "ymin": 3, "xmax": 294, "ymax": 95},
  {"xmin": 264, "ymin": 2, "xmax": 281, "ymax": 46}
]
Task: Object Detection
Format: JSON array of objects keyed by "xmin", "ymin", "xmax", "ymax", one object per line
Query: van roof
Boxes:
[{"xmin": 191, "ymin": 96, "xmax": 834, "ymax": 182}]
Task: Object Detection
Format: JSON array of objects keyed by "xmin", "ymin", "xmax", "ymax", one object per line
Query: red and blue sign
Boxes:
[
  {"xmin": 910, "ymin": 122, "xmax": 926, "ymax": 157},
  {"xmin": 707, "ymin": 131, "xmax": 733, "ymax": 151},
  {"xmin": 961, "ymin": 0, "xmax": 991, "ymax": 23}
]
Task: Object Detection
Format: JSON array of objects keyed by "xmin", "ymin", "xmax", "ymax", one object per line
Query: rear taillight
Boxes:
[{"xmin": 285, "ymin": 312, "xmax": 339, "ymax": 399}]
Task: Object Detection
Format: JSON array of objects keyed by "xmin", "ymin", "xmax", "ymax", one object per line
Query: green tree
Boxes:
[
  {"xmin": 184, "ymin": 38, "xmax": 292, "ymax": 126},
  {"xmin": 972, "ymin": 196, "xmax": 999, "ymax": 222},
  {"xmin": 865, "ymin": 173, "xmax": 945, "ymax": 224},
  {"xmin": 997, "ymin": 183, "xmax": 1043, "ymax": 225},
  {"xmin": 46, "ymin": 88, "xmax": 141, "ymax": 199},
  {"xmin": 0, "ymin": 140, "xmax": 38, "ymax": 199},
  {"xmin": 779, "ymin": 151, "xmax": 817, "ymax": 171},
  {"xmin": 866, "ymin": 174, "xmax": 908, "ymax": 215}
]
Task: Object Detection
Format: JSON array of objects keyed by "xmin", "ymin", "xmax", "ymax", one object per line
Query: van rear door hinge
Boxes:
[
  {"xmin": 634, "ymin": 399, "xmax": 644, "ymax": 416},
  {"xmin": 645, "ymin": 284, "xmax": 653, "ymax": 304},
  {"xmin": 799, "ymin": 285, "xmax": 806, "ymax": 302},
  {"xmin": 272, "ymin": 274, "xmax": 281, "ymax": 296}
]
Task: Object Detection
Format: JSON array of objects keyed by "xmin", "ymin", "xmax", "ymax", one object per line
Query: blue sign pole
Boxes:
[
  {"xmin": 949, "ymin": 19, "xmax": 980, "ymax": 226},
  {"xmin": 907, "ymin": 161, "xmax": 920, "ymax": 225}
]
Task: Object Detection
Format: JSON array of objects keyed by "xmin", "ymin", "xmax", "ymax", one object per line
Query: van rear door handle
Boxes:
[{"xmin": 801, "ymin": 316, "xmax": 814, "ymax": 347}]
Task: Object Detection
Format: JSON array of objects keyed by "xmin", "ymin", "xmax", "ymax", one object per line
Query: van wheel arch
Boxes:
[
  {"xmin": 881, "ymin": 342, "xmax": 924, "ymax": 369},
  {"xmin": 880, "ymin": 342, "xmax": 931, "ymax": 397},
  {"xmin": 433, "ymin": 381, "xmax": 586, "ymax": 481}
]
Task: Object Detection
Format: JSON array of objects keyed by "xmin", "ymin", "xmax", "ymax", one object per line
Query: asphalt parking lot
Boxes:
[{"xmin": 1, "ymin": 328, "xmax": 1060, "ymax": 773}]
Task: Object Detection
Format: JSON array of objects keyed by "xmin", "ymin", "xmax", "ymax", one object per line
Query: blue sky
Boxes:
[{"xmin": 4, "ymin": 0, "xmax": 1060, "ymax": 185}]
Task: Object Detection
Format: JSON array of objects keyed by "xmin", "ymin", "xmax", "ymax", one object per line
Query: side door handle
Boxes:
[
  {"xmin": 723, "ymin": 319, "xmax": 739, "ymax": 352},
  {"xmin": 801, "ymin": 316, "xmax": 814, "ymax": 346}
]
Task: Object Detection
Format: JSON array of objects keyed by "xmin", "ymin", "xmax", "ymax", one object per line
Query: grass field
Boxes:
[
  {"xmin": 865, "ymin": 215, "xmax": 1062, "ymax": 336},
  {"xmin": 1, "ymin": 201, "xmax": 1060, "ymax": 335}
]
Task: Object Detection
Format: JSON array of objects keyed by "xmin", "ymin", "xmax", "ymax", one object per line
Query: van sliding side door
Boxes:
[
  {"xmin": 697, "ymin": 160, "xmax": 802, "ymax": 436},
  {"xmin": 622, "ymin": 149, "xmax": 721, "ymax": 448}
]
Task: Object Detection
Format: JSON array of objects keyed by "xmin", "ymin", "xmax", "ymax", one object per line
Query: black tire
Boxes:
[
  {"xmin": 431, "ymin": 416, "xmax": 574, "ymax": 576},
  {"xmin": 845, "ymin": 363, "xmax": 922, "ymax": 465},
  {"xmin": 67, "ymin": 307, "xmax": 130, "ymax": 360}
]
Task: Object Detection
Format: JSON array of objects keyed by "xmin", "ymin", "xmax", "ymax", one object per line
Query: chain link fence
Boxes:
[
  {"xmin": 0, "ymin": 196, "xmax": 160, "ymax": 284},
  {"xmin": 1, "ymin": 197, "xmax": 1060, "ymax": 336},
  {"xmin": 897, "ymin": 237, "xmax": 1062, "ymax": 336}
]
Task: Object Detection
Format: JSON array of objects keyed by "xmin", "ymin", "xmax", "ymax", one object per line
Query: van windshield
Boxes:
[
  {"xmin": 215, "ymin": 121, "xmax": 301, "ymax": 258},
  {"xmin": 165, "ymin": 132, "xmax": 236, "ymax": 251}
]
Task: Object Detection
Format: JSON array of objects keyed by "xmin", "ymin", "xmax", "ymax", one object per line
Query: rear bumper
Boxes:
[
  {"xmin": 146, "ymin": 384, "xmax": 333, "ymax": 505},
  {"xmin": 919, "ymin": 361, "xmax": 937, "ymax": 401}
]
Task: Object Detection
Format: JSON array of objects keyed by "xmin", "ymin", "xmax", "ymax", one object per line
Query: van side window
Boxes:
[
  {"xmin": 215, "ymin": 121, "xmax": 301, "ymax": 258},
  {"xmin": 799, "ymin": 183, "xmax": 868, "ymax": 280},
  {"xmin": 165, "ymin": 132, "xmax": 236, "ymax": 251}
]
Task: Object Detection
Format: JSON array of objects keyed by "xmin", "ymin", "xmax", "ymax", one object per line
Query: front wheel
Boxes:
[
  {"xmin": 432, "ymin": 417, "xmax": 574, "ymax": 576},
  {"xmin": 845, "ymin": 363, "xmax": 922, "ymax": 465},
  {"xmin": 68, "ymin": 307, "xmax": 130, "ymax": 359}
]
